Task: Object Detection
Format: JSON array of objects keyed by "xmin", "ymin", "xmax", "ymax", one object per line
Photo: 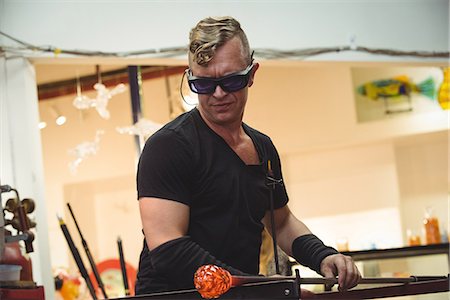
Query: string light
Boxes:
[{"xmin": 0, "ymin": 30, "xmax": 448, "ymax": 60}]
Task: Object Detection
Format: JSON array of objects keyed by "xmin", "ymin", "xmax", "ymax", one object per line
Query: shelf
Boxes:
[{"xmin": 340, "ymin": 243, "xmax": 449, "ymax": 261}]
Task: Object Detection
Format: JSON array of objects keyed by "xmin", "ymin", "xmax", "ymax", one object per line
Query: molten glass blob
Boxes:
[{"xmin": 194, "ymin": 265, "xmax": 232, "ymax": 299}]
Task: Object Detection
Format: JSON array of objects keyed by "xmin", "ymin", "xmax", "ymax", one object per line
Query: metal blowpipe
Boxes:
[
  {"xmin": 58, "ymin": 215, "xmax": 98, "ymax": 300},
  {"xmin": 229, "ymin": 274, "xmax": 448, "ymax": 286},
  {"xmin": 67, "ymin": 203, "xmax": 108, "ymax": 299}
]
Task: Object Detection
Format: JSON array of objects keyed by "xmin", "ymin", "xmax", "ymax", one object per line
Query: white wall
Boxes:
[
  {"xmin": 395, "ymin": 131, "xmax": 449, "ymax": 242},
  {"xmin": 284, "ymin": 142, "xmax": 405, "ymax": 251},
  {"xmin": 246, "ymin": 64, "xmax": 448, "ymax": 153},
  {"xmin": 0, "ymin": 57, "xmax": 54, "ymax": 298}
]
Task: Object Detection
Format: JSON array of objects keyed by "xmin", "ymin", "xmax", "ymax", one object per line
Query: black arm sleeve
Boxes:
[
  {"xmin": 291, "ymin": 234, "xmax": 339, "ymax": 275},
  {"xmin": 150, "ymin": 236, "xmax": 248, "ymax": 289}
]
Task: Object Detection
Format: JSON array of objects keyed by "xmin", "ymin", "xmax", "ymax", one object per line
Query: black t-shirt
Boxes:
[{"xmin": 136, "ymin": 108, "xmax": 288, "ymax": 289}]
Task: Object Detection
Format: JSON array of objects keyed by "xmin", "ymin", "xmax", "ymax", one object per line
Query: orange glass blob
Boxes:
[
  {"xmin": 194, "ymin": 265, "xmax": 232, "ymax": 299},
  {"xmin": 424, "ymin": 216, "xmax": 441, "ymax": 245},
  {"xmin": 59, "ymin": 280, "xmax": 80, "ymax": 300},
  {"xmin": 408, "ymin": 234, "xmax": 421, "ymax": 246}
]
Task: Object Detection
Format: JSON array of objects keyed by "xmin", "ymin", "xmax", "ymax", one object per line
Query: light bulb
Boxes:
[
  {"xmin": 38, "ymin": 121, "xmax": 47, "ymax": 129},
  {"xmin": 56, "ymin": 115, "xmax": 66, "ymax": 126}
]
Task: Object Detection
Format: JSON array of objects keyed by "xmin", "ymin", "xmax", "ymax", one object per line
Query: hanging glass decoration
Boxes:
[
  {"xmin": 116, "ymin": 118, "xmax": 162, "ymax": 142},
  {"xmin": 72, "ymin": 66, "xmax": 127, "ymax": 119},
  {"xmin": 356, "ymin": 75, "xmax": 436, "ymax": 114},
  {"xmin": 90, "ymin": 81, "xmax": 127, "ymax": 119},
  {"xmin": 437, "ymin": 67, "xmax": 449, "ymax": 110},
  {"xmin": 68, "ymin": 130, "xmax": 104, "ymax": 174}
]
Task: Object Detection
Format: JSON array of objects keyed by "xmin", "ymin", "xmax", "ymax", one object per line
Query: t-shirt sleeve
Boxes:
[{"xmin": 137, "ymin": 129, "xmax": 193, "ymax": 205}]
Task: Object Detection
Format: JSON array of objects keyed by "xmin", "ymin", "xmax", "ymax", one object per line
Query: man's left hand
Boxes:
[{"xmin": 320, "ymin": 254, "xmax": 361, "ymax": 291}]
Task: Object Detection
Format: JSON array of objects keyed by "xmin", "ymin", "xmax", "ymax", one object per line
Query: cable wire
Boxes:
[{"xmin": 1, "ymin": 30, "xmax": 448, "ymax": 59}]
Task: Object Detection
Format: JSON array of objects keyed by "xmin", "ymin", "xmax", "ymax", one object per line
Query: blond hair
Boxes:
[{"xmin": 189, "ymin": 16, "xmax": 251, "ymax": 66}]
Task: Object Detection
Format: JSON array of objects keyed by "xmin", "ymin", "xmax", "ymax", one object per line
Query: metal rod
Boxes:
[
  {"xmin": 117, "ymin": 236, "xmax": 130, "ymax": 296},
  {"xmin": 58, "ymin": 215, "xmax": 98, "ymax": 300},
  {"xmin": 195, "ymin": 265, "xmax": 448, "ymax": 299},
  {"xmin": 267, "ymin": 160, "xmax": 280, "ymax": 275},
  {"xmin": 231, "ymin": 275, "xmax": 448, "ymax": 287},
  {"xmin": 67, "ymin": 203, "xmax": 108, "ymax": 299}
]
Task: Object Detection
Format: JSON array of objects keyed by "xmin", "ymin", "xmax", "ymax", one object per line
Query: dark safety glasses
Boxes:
[{"xmin": 186, "ymin": 64, "xmax": 254, "ymax": 94}]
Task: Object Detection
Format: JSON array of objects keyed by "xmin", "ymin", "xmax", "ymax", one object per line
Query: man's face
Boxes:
[{"xmin": 189, "ymin": 37, "xmax": 257, "ymax": 128}]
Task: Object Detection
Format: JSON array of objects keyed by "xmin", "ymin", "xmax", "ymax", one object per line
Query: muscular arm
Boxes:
[
  {"xmin": 262, "ymin": 205, "xmax": 311, "ymax": 256},
  {"xmin": 139, "ymin": 197, "xmax": 189, "ymax": 251},
  {"xmin": 138, "ymin": 196, "xmax": 248, "ymax": 291},
  {"xmin": 263, "ymin": 205, "xmax": 361, "ymax": 290}
]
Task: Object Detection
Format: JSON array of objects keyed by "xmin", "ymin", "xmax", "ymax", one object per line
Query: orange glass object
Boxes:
[
  {"xmin": 336, "ymin": 237, "xmax": 349, "ymax": 252},
  {"xmin": 408, "ymin": 234, "xmax": 421, "ymax": 246},
  {"xmin": 424, "ymin": 216, "xmax": 441, "ymax": 244},
  {"xmin": 59, "ymin": 279, "xmax": 80, "ymax": 300},
  {"xmin": 194, "ymin": 265, "xmax": 232, "ymax": 299}
]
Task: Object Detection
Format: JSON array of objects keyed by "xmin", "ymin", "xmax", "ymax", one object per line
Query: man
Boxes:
[{"xmin": 135, "ymin": 16, "xmax": 361, "ymax": 295}]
